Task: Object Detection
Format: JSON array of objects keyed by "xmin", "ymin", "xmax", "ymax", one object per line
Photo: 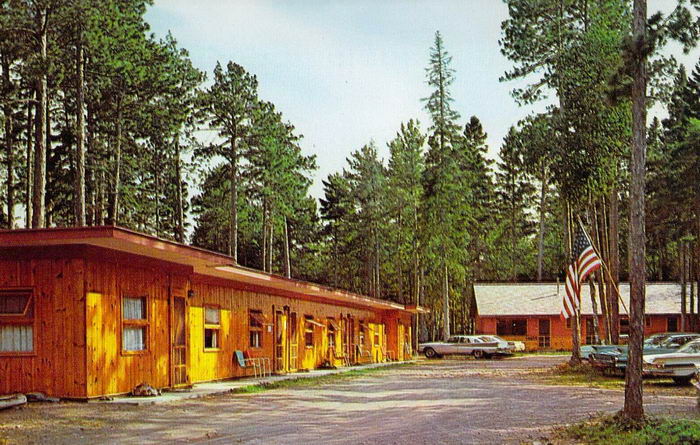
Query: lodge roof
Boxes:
[
  {"xmin": 0, "ymin": 226, "xmax": 424, "ymax": 314},
  {"xmin": 474, "ymin": 282, "xmax": 687, "ymax": 317}
]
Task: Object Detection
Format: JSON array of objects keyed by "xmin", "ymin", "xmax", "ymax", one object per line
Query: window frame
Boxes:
[
  {"xmin": 203, "ymin": 304, "xmax": 222, "ymax": 352},
  {"xmin": 0, "ymin": 288, "xmax": 36, "ymax": 356},
  {"xmin": 248, "ymin": 309, "xmax": 264, "ymax": 349},
  {"xmin": 304, "ymin": 315, "xmax": 315, "ymax": 349},
  {"xmin": 121, "ymin": 295, "xmax": 150, "ymax": 355}
]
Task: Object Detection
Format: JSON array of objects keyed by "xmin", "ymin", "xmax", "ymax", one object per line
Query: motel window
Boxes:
[
  {"xmin": 566, "ymin": 318, "xmax": 572, "ymax": 330},
  {"xmin": 249, "ymin": 310, "xmax": 264, "ymax": 348},
  {"xmin": 204, "ymin": 306, "xmax": 221, "ymax": 350},
  {"xmin": 619, "ymin": 317, "xmax": 630, "ymax": 336},
  {"xmin": 359, "ymin": 322, "xmax": 366, "ymax": 348},
  {"xmin": 667, "ymin": 316, "xmax": 678, "ymax": 332},
  {"xmin": 327, "ymin": 319, "xmax": 336, "ymax": 349},
  {"xmin": 585, "ymin": 318, "xmax": 596, "ymax": 345},
  {"xmin": 496, "ymin": 319, "xmax": 527, "ymax": 336},
  {"xmin": 304, "ymin": 315, "xmax": 314, "ymax": 347},
  {"xmin": 122, "ymin": 296, "xmax": 148, "ymax": 352},
  {"xmin": 645, "ymin": 316, "xmax": 651, "ymax": 328},
  {"xmin": 373, "ymin": 326, "xmax": 380, "ymax": 346},
  {"xmin": 0, "ymin": 289, "xmax": 34, "ymax": 354}
]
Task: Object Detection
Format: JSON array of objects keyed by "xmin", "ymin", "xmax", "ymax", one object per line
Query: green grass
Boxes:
[
  {"xmin": 232, "ymin": 364, "xmax": 408, "ymax": 394},
  {"xmin": 554, "ymin": 415, "xmax": 700, "ymax": 445}
]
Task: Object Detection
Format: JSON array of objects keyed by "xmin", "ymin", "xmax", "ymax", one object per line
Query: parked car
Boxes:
[
  {"xmin": 589, "ymin": 333, "xmax": 700, "ymax": 374},
  {"xmin": 644, "ymin": 339, "xmax": 700, "ymax": 384},
  {"xmin": 418, "ymin": 335, "xmax": 516, "ymax": 359},
  {"xmin": 581, "ymin": 344, "xmax": 620, "ymax": 360}
]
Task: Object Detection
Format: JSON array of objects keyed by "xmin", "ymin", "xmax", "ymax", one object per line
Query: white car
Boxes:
[
  {"xmin": 418, "ymin": 335, "xmax": 518, "ymax": 359},
  {"xmin": 643, "ymin": 338, "xmax": 700, "ymax": 384}
]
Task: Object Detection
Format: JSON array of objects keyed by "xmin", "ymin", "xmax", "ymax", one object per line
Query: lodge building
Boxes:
[
  {"xmin": 475, "ymin": 282, "xmax": 688, "ymax": 351},
  {"xmin": 0, "ymin": 227, "xmax": 423, "ymax": 399}
]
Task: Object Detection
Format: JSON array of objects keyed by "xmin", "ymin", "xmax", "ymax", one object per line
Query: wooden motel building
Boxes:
[
  {"xmin": 0, "ymin": 227, "xmax": 423, "ymax": 399},
  {"xmin": 475, "ymin": 283, "xmax": 688, "ymax": 351}
]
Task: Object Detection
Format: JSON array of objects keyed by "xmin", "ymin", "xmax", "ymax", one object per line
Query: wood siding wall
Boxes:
[{"xmin": 0, "ymin": 258, "xmax": 87, "ymax": 398}]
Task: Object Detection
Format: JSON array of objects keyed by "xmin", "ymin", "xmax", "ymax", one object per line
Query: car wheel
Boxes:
[
  {"xmin": 474, "ymin": 350, "xmax": 485, "ymax": 359},
  {"xmin": 424, "ymin": 348, "xmax": 438, "ymax": 359},
  {"xmin": 672, "ymin": 376, "xmax": 692, "ymax": 385}
]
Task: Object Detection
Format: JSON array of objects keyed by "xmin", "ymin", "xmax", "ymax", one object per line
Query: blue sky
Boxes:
[{"xmin": 145, "ymin": 1, "xmax": 698, "ymax": 199}]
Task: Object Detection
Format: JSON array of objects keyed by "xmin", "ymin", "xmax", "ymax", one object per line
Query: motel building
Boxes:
[
  {"xmin": 0, "ymin": 227, "xmax": 425, "ymax": 399},
  {"xmin": 475, "ymin": 282, "xmax": 688, "ymax": 351}
]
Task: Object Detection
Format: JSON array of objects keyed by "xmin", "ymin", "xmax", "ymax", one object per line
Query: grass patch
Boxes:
[
  {"xmin": 543, "ymin": 362, "xmax": 625, "ymax": 390},
  {"xmin": 553, "ymin": 414, "xmax": 700, "ymax": 445},
  {"xmin": 232, "ymin": 364, "xmax": 408, "ymax": 394}
]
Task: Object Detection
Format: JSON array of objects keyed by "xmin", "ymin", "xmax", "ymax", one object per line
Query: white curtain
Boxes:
[
  {"xmin": 123, "ymin": 327, "xmax": 145, "ymax": 351},
  {"xmin": 0, "ymin": 325, "xmax": 33, "ymax": 352},
  {"xmin": 123, "ymin": 297, "xmax": 145, "ymax": 320},
  {"xmin": 205, "ymin": 307, "xmax": 220, "ymax": 325}
]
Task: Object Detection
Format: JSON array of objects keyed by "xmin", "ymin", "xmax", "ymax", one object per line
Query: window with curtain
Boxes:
[
  {"xmin": 204, "ymin": 306, "xmax": 221, "ymax": 349},
  {"xmin": 0, "ymin": 289, "xmax": 34, "ymax": 353},
  {"xmin": 122, "ymin": 296, "xmax": 148, "ymax": 352},
  {"xmin": 249, "ymin": 310, "xmax": 263, "ymax": 348}
]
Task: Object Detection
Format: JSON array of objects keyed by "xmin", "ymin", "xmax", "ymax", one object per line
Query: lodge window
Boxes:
[
  {"xmin": 667, "ymin": 316, "xmax": 678, "ymax": 332},
  {"xmin": 249, "ymin": 310, "xmax": 263, "ymax": 348},
  {"xmin": 0, "ymin": 289, "xmax": 34, "ymax": 354},
  {"xmin": 619, "ymin": 317, "xmax": 630, "ymax": 336},
  {"xmin": 122, "ymin": 296, "xmax": 148, "ymax": 352},
  {"xmin": 359, "ymin": 322, "xmax": 366, "ymax": 348},
  {"xmin": 496, "ymin": 319, "xmax": 527, "ymax": 336},
  {"xmin": 204, "ymin": 306, "xmax": 221, "ymax": 350},
  {"xmin": 373, "ymin": 326, "xmax": 380, "ymax": 346},
  {"xmin": 585, "ymin": 318, "xmax": 596, "ymax": 345},
  {"xmin": 304, "ymin": 315, "xmax": 314, "ymax": 347},
  {"xmin": 327, "ymin": 319, "xmax": 336, "ymax": 349}
]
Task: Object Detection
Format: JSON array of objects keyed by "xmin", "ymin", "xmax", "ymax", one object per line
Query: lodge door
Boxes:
[
  {"xmin": 275, "ymin": 310, "xmax": 289, "ymax": 373},
  {"xmin": 171, "ymin": 296, "xmax": 188, "ymax": 387},
  {"xmin": 346, "ymin": 316, "xmax": 355, "ymax": 364},
  {"xmin": 288, "ymin": 312, "xmax": 298, "ymax": 372},
  {"xmin": 538, "ymin": 319, "xmax": 551, "ymax": 349}
]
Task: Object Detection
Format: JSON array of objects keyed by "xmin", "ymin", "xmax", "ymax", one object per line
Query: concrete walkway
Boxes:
[{"xmin": 96, "ymin": 361, "xmax": 414, "ymax": 405}]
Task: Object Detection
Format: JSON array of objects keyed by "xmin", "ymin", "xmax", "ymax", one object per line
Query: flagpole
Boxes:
[{"xmin": 576, "ymin": 215, "xmax": 629, "ymax": 315}]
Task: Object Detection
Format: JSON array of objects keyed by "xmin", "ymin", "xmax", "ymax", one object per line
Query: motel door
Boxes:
[
  {"xmin": 538, "ymin": 319, "xmax": 551, "ymax": 349},
  {"xmin": 288, "ymin": 312, "xmax": 298, "ymax": 372},
  {"xmin": 275, "ymin": 309, "xmax": 289, "ymax": 373},
  {"xmin": 346, "ymin": 316, "xmax": 355, "ymax": 364},
  {"xmin": 171, "ymin": 296, "xmax": 188, "ymax": 387}
]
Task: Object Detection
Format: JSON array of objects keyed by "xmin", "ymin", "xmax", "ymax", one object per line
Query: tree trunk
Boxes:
[
  {"xmin": 268, "ymin": 217, "xmax": 273, "ymax": 273},
  {"xmin": 442, "ymin": 261, "xmax": 450, "ymax": 341},
  {"xmin": 174, "ymin": 136, "xmax": 185, "ymax": 242},
  {"xmin": 108, "ymin": 99, "xmax": 122, "ymax": 225},
  {"xmin": 681, "ymin": 241, "xmax": 687, "ymax": 331},
  {"xmin": 74, "ymin": 38, "xmax": 86, "ymax": 226},
  {"xmin": 566, "ymin": 202, "xmax": 582, "ymax": 364},
  {"xmin": 536, "ymin": 166, "xmax": 547, "ymax": 281},
  {"xmin": 283, "ymin": 215, "xmax": 291, "ymax": 278},
  {"xmin": 608, "ymin": 186, "xmax": 620, "ymax": 344},
  {"xmin": 25, "ymin": 89, "xmax": 33, "ymax": 228},
  {"xmin": 2, "ymin": 53, "xmax": 14, "ymax": 229},
  {"xmin": 589, "ymin": 278, "xmax": 600, "ymax": 344},
  {"xmin": 31, "ymin": 7, "xmax": 48, "ymax": 229},
  {"xmin": 229, "ymin": 136, "xmax": 238, "ymax": 262},
  {"xmin": 262, "ymin": 200, "xmax": 268, "ymax": 270},
  {"xmin": 623, "ymin": 0, "xmax": 647, "ymax": 422}
]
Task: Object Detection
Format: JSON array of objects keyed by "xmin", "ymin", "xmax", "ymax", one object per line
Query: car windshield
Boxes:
[
  {"xmin": 660, "ymin": 336, "xmax": 697, "ymax": 349},
  {"xmin": 644, "ymin": 334, "xmax": 672, "ymax": 346},
  {"xmin": 479, "ymin": 336, "xmax": 500, "ymax": 343},
  {"xmin": 678, "ymin": 340, "xmax": 700, "ymax": 354}
]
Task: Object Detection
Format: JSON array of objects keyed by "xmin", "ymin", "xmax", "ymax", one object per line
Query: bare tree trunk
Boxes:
[
  {"xmin": 283, "ymin": 215, "xmax": 291, "ymax": 278},
  {"xmin": 229, "ymin": 136, "xmax": 238, "ymax": 262},
  {"xmin": 681, "ymin": 241, "xmax": 687, "ymax": 331},
  {"xmin": 608, "ymin": 186, "xmax": 620, "ymax": 344},
  {"xmin": 589, "ymin": 278, "xmax": 600, "ymax": 344},
  {"xmin": 536, "ymin": 166, "xmax": 547, "ymax": 281},
  {"xmin": 74, "ymin": 38, "xmax": 86, "ymax": 226},
  {"xmin": 623, "ymin": 0, "xmax": 647, "ymax": 422},
  {"xmin": 25, "ymin": 89, "xmax": 33, "ymax": 228},
  {"xmin": 443, "ymin": 261, "xmax": 450, "ymax": 341},
  {"xmin": 108, "ymin": 99, "xmax": 122, "ymax": 225},
  {"xmin": 174, "ymin": 136, "xmax": 184, "ymax": 242},
  {"xmin": 262, "ymin": 200, "xmax": 268, "ymax": 270},
  {"xmin": 268, "ymin": 217, "xmax": 273, "ymax": 273},
  {"xmin": 31, "ymin": 7, "xmax": 48, "ymax": 229},
  {"xmin": 2, "ymin": 53, "xmax": 14, "ymax": 229}
]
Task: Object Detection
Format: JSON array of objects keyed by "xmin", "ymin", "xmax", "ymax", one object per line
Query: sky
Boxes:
[{"xmin": 145, "ymin": 0, "xmax": 699, "ymax": 199}]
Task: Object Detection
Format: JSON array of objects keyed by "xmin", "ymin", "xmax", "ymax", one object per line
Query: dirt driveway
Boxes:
[{"xmin": 1, "ymin": 356, "xmax": 696, "ymax": 444}]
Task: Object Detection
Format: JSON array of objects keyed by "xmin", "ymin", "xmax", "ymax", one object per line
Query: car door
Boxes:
[{"xmin": 441, "ymin": 336, "xmax": 460, "ymax": 354}]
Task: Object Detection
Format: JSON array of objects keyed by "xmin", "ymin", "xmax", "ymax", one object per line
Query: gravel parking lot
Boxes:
[{"xmin": 0, "ymin": 356, "xmax": 696, "ymax": 444}]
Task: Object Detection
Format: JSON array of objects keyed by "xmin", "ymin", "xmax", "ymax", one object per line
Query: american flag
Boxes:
[{"xmin": 562, "ymin": 229, "xmax": 602, "ymax": 319}]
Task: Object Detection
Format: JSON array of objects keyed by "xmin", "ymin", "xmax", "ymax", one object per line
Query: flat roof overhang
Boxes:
[{"xmin": 0, "ymin": 226, "xmax": 427, "ymax": 314}]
